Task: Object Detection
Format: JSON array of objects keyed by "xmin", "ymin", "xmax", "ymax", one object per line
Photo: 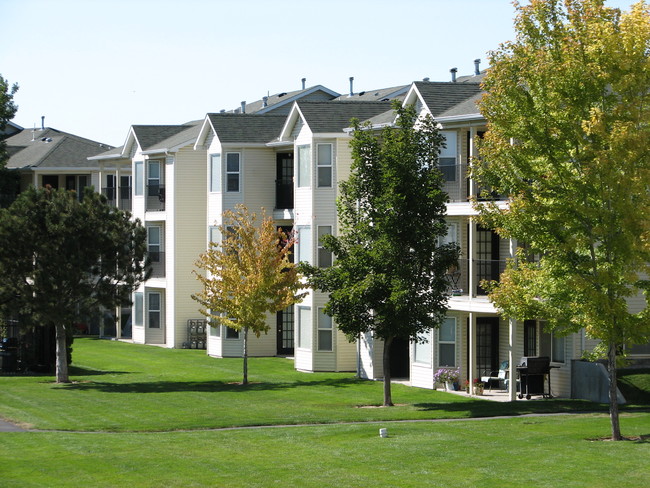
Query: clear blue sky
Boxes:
[{"xmin": 0, "ymin": 0, "xmax": 641, "ymax": 147}]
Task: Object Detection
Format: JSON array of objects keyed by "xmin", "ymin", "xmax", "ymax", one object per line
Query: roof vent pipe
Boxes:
[
  {"xmin": 474, "ymin": 58, "xmax": 481, "ymax": 75},
  {"xmin": 240, "ymin": 101, "xmax": 246, "ymax": 114},
  {"xmin": 348, "ymin": 76, "xmax": 354, "ymax": 97},
  {"xmin": 41, "ymin": 116, "xmax": 45, "ymax": 130},
  {"xmin": 423, "ymin": 77, "xmax": 430, "ymax": 82},
  {"xmin": 262, "ymin": 96, "xmax": 268, "ymax": 108},
  {"xmin": 450, "ymin": 68, "xmax": 457, "ymax": 82},
  {"xmin": 301, "ymin": 77, "xmax": 306, "ymax": 90}
]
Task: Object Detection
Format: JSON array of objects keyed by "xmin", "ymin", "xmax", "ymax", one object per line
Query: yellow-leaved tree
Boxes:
[{"xmin": 193, "ymin": 205, "xmax": 305, "ymax": 384}]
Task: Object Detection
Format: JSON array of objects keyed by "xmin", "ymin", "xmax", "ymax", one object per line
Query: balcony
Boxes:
[
  {"xmin": 445, "ymin": 258, "xmax": 507, "ymax": 297},
  {"xmin": 148, "ymin": 251, "xmax": 165, "ymax": 278},
  {"xmin": 146, "ymin": 184, "xmax": 165, "ymax": 212},
  {"xmin": 102, "ymin": 187, "xmax": 132, "ymax": 212},
  {"xmin": 275, "ymin": 180, "xmax": 293, "ymax": 210}
]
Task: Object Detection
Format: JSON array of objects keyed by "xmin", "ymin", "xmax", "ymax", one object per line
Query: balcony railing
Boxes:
[
  {"xmin": 148, "ymin": 251, "xmax": 165, "ymax": 278},
  {"xmin": 102, "ymin": 187, "xmax": 132, "ymax": 212},
  {"xmin": 146, "ymin": 184, "xmax": 165, "ymax": 212},
  {"xmin": 445, "ymin": 258, "xmax": 508, "ymax": 297},
  {"xmin": 275, "ymin": 180, "xmax": 293, "ymax": 210}
]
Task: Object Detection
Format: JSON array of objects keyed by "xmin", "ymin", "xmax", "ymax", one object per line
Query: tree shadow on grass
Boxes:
[
  {"xmin": 69, "ymin": 365, "xmax": 131, "ymax": 376},
  {"xmin": 413, "ymin": 399, "xmax": 610, "ymax": 418},
  {"xmin": 60, "ymin": 376, "xmax": 361, "ymax": 394}
]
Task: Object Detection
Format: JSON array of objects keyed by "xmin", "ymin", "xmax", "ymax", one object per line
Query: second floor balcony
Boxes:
[
  {"xmin": 146, "ymin": 184, "xmax": 165, "ymax": 212},
  {"xmin": 102, "ymin": 187, "xmax": 132, "ymax": 212},
  {"xmin": 445, "ymin": 258, "xmax": 507, "ymax": 298}
]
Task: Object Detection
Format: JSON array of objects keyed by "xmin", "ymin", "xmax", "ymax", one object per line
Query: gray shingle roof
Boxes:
[
  {"xmin": 231, "ymin": 86, "xmax": 339, "ymax": 115},
  {"xmin": 296, "ymin": 101, "xmax": 392, "ymax": 133},
  {"xmin": 142, "ymin": 120, "xmax": 203, "ymax": 153},
  {"xmin": 413, "ymin": 82, "xmax": 483, "ymax": 118},
  {"xmin": 207, "ymin": 114, "xmax": 287, "ymax": 143},
  {"xmin": 332, "ymin": 85, "xmax": 408, "ymax": 102},
  {"xmin": 5, "ymin": 128, "xmax": 113, "ymax": 169},
  {"xmin": 131, "ymin": 123, "xmax": 195, "ymax": 152}
]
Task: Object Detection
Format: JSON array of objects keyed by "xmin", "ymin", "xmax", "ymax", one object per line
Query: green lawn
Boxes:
[
  {"xmin": 1, "ymin": 338, "xmax": 649, "ymax": 487},
  {"xmin": 1, "ymin": 338, "xmax": 609, "ymax": 432}
]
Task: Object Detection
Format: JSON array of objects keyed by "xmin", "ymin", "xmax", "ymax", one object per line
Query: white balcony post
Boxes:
[
  {"xmin": 468, "ymin": 218, "xmax": 475, "ymax": 299},
  {"xmin": 468, "ymin": 127, "xmax": 477, "ymax": 199},
  {"xmin": 468, "ymin": 312, "xmax": 476, "ymax": 396}
]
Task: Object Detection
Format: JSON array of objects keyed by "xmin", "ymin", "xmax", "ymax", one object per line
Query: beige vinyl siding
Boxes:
[
  {"xmin": 170, "ymin": 146, "xmax": 208, "ymax": 347},
  {"xmin": 241, "ymin": 148, "xmax": 276, "ymax": 211},
  {"xmin": 335, "ymin": 330, "xmax": 357, "ymax": 372}
]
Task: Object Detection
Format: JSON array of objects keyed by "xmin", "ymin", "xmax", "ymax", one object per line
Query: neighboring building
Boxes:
[{"xmin": 4, "ymin": 122, "xmax": 113, "ymax": 197}]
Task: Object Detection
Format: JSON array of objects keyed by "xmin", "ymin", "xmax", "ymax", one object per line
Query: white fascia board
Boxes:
[
  {"xmin": 278, "ymin": 102, "xmax": 305, "ymax": 141},
  {"xmin": 220, "ymin": 143, "xmax": 270, "ymax": 149},
  {"xmin": 436, "ymin": 113, "xmax": 485, "ymax": 125},
  {"xmin": 401, "ymin": 83, "xmax": 421, "ymax": 108},
  {"xmin": 32, "ymin": 167, "xmax": 100, "ymax": 173},
  {"xmin": 87, "ymin": 153, "xmax": 129, "ymax": 161},
  {"xmin": 266, "ymin": 139, "xmax": 294, "ymax": 148},
  {"xmin": 312, "ymin": 132, "xmax": 346, "ymax": 139},
  {"xmin": 194, "ymin": 116, "xmax": 213, "ymax": 150}
]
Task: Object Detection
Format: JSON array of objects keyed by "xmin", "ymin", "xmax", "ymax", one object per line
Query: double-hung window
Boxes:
[
  {"xmin": 438, "ymin": 317, "xmax": 456, "ymax": 367},
  {"xmin": 210, "ymin": 154, "xmax": 221, "ymax": 192},
  {"xmin": 317, "ymin": 308, "xmax": 333, "ymax": 351},
  {"xmin": 439, "ymin": 131, "xmax": 457, "ymax": 182},
  {"xmin": 226, "ymin": 153, "xmax": 240, "ymax": 192},
  {"xmin": 317, "ymin": 226, "xmax": 332, "ymax": 268},
  {"xmin": 317, "ymin": 144, "xmax": 332, "ymax": 187},
  {"xmin": 147, "ymin": 161, "xmax": 161, "ymax": 196},
  {"xmin": 297, "ymin": 145, "xmax": 311, "ymax": 188},
  {"xmin": 148, "ymin": 292, "xmax": 161, "ymax": 329}
]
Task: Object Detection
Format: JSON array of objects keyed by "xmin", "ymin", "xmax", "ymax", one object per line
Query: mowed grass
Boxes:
[
  {"xmin": 0, "ymin": 338, "xmax": 610, "ymax": 432},
  {"xmin": 1, "ymin": 415, "xmax": 649, "ymax": 487},
  {"xmin": 1, "ymin": 338, "xmax": 650, "ymax": 487}
]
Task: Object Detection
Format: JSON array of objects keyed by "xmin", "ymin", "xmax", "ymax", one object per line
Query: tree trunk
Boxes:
[
  {"xmin": 242, "ymin": 327, "xmax": 248, "ymax": 385},
  {"xmin": 608, "ymin": 342, "xmax": 622, "ymax": 441},
  {"xmin": 382, "ymin": 336, "xmax": 394, "ymax": 406},
  {"xmin": 55, "ymin": 323, "xmax": 70, "ymax": 383}
]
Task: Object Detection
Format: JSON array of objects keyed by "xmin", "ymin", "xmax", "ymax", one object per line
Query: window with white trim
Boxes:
[
  {"xmin": 414, "ymin": 329, "xmax": 432, "ymax": 365},
  {"xmin": 225, "ymin": 327, "xmax": 240, "ymax": 339},
  {"xmin": 317, "ymin": 308, "xmax": 333, "ymax": 352},
  {"xmin": 540, "ymin": 327, "xmax": 565, "ymax": 364},
  {"xmin": 209, "ymin": 226, "xmax": 221, "ymax": 249},
  {"xmin": 226, "ymin": 153, "xmax": 240, "ymax": 192},
  {"xmin": 317, "ymin": 143, "xmax": 332, "ymax": 187},
  {"xmin": 317, "ymin": 226, "xmax": 332, "ymax": 268},
  {"xmin": 134, "ymin": 292, "xmax": 143, "ymax": 327},
  {"xmin": 210, "ymin": 154, "xmax": 221, "ymax": 192},
  {"xmin": 297, "ymin": 226, "xmax": 312, "ymax": 264},
  {"xmin": 148, "ymin": 292, "xmax": 161, "ymax": 329},
  {"xmin": 297, "ymin": 145, "xmax": 311, "ymax": 188},
  {"xmin": 439, "ymin": 131, "xmax": 457, "ymax": 182},
  {"xmin": 298, "ymin": 306, "xmax": 312, "ymax": 349},
  {"xmin": 147, "ymin": 160, "xmax": 161, "ymax": 197},
  {"xmin": 134, "ymin": 161, "xmax": 144, "ymax": 196},
  {"xmin": 438, "ymin": 317, "xmax": 456, "ymax": 367},
  {"xmin": 438, "ymin": 222, "xmax": 458, "ymax": 247}
]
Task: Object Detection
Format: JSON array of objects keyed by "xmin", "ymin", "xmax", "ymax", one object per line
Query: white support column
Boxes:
[
  {"xmin": 468, "ymin": 312, "xmax": 476, "ymax": 396},
  {"xmin": 468, "ymin": 218, "xmax": 475, "ymax": 299},
  {"xmin": 468, "ymin": 127, "xmax": 477, "ymax": 199},
  {"xmin": 509, "ymin": 318, "xmax": 517, "ymax": 401}
]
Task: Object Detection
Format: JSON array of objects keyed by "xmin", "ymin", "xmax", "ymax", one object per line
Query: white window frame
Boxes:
[
  {"xmin": 210, "ymin": 154, "xmax": 221, "ymax": 193},
  {"xmin": 209, "ymin": 226, "xmax": 221, "ymax": 249},
  {"xmin": 439, "ymin": 131, "xmax": 457, "ymax": 182},
  {"xmin": 147, "ymin": 160, "xmax": 161, "ymax": 195},
  {"xmin": 438, "ymin": 317, "xmax": 457, "ymax": 367},
  {"xmin": 297, "ymin": 145, "xmax": 311, "ymax": 188},
  {"xmin": 147, "ymin": 292, "xmax": 161, "ymax": 329},
  {"xmin": 414, "ymin": 329, "xmax": 432, "ymax": 366},
  {"xmin": 438, "ymin": 222, "xmax": 458, "ymax": 247},
  {"xmin": 551, "ymin": 333, "xmax": 566, "ymax": 364},
  {"xmin": 317, "ymin": 143, "xmax": 333, "ymax": 188},
  {"xmin": 134, "ymin": 161, "xmax": 144, "ymax": 196},
  {"xmin": 134, "ymin": 292, "xmax": 144, "ymax": 327},
  {"xmin": 225, "ymin": 153, "xmax": 241, "ymax": 193},
  {"xmin": 317, "ymin": 308, "xmax": 333, "ymax": 352},
  {"xmin": 297, "ymin": 226, "xmax": 312, "ymax": 264},
  {"xmin": 225, "ymin": 326, "xmax": 240, "ymax": 339},
  {"xmin": 317, "ymin": 225, "xmax": 333, "ymax": 268},
  {"xmin": 298, "ymin": 306, "xmax": 312, "ymax": 350}
]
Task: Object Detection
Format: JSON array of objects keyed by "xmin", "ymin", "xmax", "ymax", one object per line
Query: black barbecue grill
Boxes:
[{"xmin": 516, "ymin": 356, "xmax": 554, "ymax": 399}]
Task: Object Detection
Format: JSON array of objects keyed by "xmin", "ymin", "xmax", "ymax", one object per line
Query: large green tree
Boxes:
[
  {"xmin": 474, "ymin": 0, "xmax": 650, "ymax": 440},
  {"xmin": 193, "ymin": 205, "xmax": 305, "ymax": 385},
  {"xmin": 303, "ymin": 102, "xmax": 459, "ymax": 406},
  {"xmin": 0, "ymin": 74, "xmax": 18, "ymax": 167},
  {"xmin": 0, "ymin": 186, "xmax": 148, "ymax": 382}
]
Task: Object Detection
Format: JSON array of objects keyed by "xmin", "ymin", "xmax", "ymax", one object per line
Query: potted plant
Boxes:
[
  {"xmin": 433, "ymin": 367, "xmax": 460, "ymax": 390},
  {"xmin": 473, "ymin": 378, "xmax": 484, "ymax": 395}
]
